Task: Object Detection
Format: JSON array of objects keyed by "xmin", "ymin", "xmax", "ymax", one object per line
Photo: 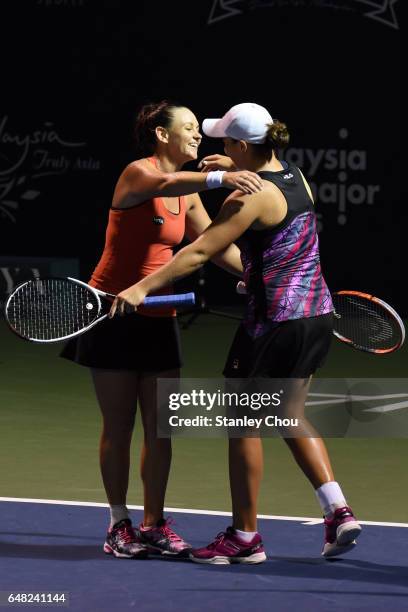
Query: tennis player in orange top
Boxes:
[
  {"xmin": 109, "ymin": 102, "xmax": 362, "ymax": 563},
  {"xmin": 61, "ymin": 100, "xmax": 263, "ymax": 559}
]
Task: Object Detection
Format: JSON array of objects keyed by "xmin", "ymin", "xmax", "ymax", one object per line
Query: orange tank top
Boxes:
[{"xmin": 89, "ymin": 158, "xmax": 186, "ymax": 317}]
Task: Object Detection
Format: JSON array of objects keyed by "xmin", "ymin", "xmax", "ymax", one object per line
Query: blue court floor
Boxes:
[{"xmin": 0, "ymin": 500, "xmax": 407, "ymax": 611}]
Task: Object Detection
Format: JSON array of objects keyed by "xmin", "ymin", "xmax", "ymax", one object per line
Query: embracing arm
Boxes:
[
  {"xmin": 212, "ymin": 244, "xmax": 243, "ymax": 277},
  {"xmin": 112, "ymin": 159, "xmax": 263, "ymax": 208},
  {"xmin": 110, "ymin": 191, "xmax": 263, "ymax": 316},
  {"xmin": 185, "ymin": 193, "xmax": 243, "ymax": 277}
]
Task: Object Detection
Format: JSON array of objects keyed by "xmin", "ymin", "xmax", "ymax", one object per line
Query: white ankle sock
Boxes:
[
  {"xmin": 234, "ymin": 528, "xmax": 257, "ymax": 542},
  {"xmin": 315, "ymin": 481, "xmax": 347, "ymax": 517},
  {"xmin": 109, "ymin": 504, "xmax": 129, "ymax": 528}
]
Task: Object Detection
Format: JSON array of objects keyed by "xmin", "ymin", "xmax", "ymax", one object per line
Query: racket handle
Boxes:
[{"xmin": 143, "ymin": 292, "xmax": 195, "ymax": 307}]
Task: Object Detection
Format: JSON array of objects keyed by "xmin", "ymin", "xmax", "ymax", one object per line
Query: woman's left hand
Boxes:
[
  {"xmin": 198, "ymin": 154, "xmax": 236, "ymax": 172},
  {"xmin": 109, "ymin": 284, "xmax": 147, "ymax": 318}
]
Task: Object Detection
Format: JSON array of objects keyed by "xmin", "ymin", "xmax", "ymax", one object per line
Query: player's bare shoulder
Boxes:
[
  {"xmin": 256, "ymin": 177, "xmax": 287, "ymax": 227},
  {"xmin": 122, "ymin": 158, "xmax": 159, "ymax": 183},
  {"xmin": 213, "ymin": 190, "xmax": 262, "ymax": 228},
  {"xmin": 112, "ymin": 158, "xmax": 160, "ymax": 208},
  {"xmin": 226, "ymin": 178, "xmax": 286, "ymax": 230},
  {"xmin": 223, "ymin": 180, "xmax": 274, "ymax": 212}
]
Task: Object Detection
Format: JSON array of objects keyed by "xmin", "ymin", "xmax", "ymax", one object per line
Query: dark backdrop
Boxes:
[{"xmin": 0, "ymin": 0, "xmax": 405, "ymax": 313}]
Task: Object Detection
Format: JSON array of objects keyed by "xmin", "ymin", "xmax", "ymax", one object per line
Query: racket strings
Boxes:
[
  {"xmin": 7, "ymin": 279, "xmax": 100, "ymax": 341},
  {"xmin": 333, "ymin": 295, "xmax": 399, "ymax": 350},
  {"xmin": 348, "ymin": 298, "xmax": 394, "ymax": 340}
]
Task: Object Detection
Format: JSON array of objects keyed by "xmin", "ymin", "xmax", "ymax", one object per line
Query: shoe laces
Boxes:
[
  {"xmin": 116, "ymin": 521, "xmax": 136, "ymax": 544},
  {"xmin": 207, "ymin": 531, "xmax": 227, "ymax": 550},
  {"xmin": 158, "ymin": 518, "xmax": 182, "ymax": 542}
]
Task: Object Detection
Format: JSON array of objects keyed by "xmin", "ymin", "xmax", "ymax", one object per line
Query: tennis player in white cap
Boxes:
[{"xmin": 111, "ymin": 102, "xmax": 362, "ymax": 564}]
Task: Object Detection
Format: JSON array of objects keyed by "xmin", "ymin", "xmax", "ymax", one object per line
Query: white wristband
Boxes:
[{"xmin": 205, "ymin": 170, "xmax": 226, "ymax": 189}]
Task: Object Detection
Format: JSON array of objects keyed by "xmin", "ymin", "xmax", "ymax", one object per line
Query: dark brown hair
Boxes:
[
  {"xmin": 253, "ymin": 120, "xmax": 290, "ymax": 161},
  {"xmin": 134, "ymin": 100, "xmax": 185, "ymax": 155}
]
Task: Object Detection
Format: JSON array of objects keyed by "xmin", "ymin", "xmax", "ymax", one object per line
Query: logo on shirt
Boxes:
[
  {"xmin": 153, "ymin": 216, "xmax": 164, "ymax": 225},
  {"xmin": 283, "ymin": 173, "xmax": 294, "ymax": 180}
]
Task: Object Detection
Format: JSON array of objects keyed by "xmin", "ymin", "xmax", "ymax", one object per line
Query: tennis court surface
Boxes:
[
  {"xmin": 0, "ymin": 499, "xmax": 407, "ymax": 612},
  {"xmin": 1, "ymin": 316, "xmax": 407, "ymax": 611}
]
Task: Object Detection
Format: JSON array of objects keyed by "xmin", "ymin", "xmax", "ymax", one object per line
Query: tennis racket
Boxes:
[
  {"xmin": 236, "ymin": 282, "xmax": 405, "ymax": 354},
  {"xmin": 332, "ymin": 291, "xmax": 405, "ymax": 354},
  {"xmin": 4, "ymin": 277, "xmax": 195, "ymax": 343}
]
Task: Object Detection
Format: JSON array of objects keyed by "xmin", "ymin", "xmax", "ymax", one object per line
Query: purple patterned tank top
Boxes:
[{"xmin": 237, "ymin": 165, "xmax": 333, "ymax": 338}]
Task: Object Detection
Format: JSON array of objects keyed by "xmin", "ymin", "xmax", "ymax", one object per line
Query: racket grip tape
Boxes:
[{"xmin": 143, "ymin": 292, "xmax": 195, "ymax": 307}]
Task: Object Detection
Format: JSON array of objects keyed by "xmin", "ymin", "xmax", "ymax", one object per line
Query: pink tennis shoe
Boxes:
[
  {"xmin": 322, "ymin": 506, "xmax": 362, "ymax": 557},
  {"xmin": 189, "ymin": 527, "xmax": 267, "ymax": 565},
  {"xmin": 104, "ymin": 519, "xmax": 148, "ymax": 559},
  {"xmin": 137, "ymin": 517, "xmax": 192, "ymax": 557}
]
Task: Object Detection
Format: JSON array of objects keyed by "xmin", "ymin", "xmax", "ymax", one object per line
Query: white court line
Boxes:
[
  {"xmin": 365, "ymin": 400, "xmax": 408, "ymax": 413},
  {"xmin": 309, "ymin": 393, "xmax": 408, "ymax": 400},
  {"xmin": 306, "ymin": 394, "xmax": 408, "ymax": 408},
  {"xmin": 0, "ymin": 496, "xmax": 407, "ymax": 528}
]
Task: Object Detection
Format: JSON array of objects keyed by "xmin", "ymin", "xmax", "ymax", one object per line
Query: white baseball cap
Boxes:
[{"xmin": 202, "ymin": 102, "xmax": 274, "ymax": 144}]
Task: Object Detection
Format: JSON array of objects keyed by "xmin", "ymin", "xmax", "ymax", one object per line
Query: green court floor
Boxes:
[{"xmin": 0, "ymin": 314, "xmax": 407, "ymax": 523}]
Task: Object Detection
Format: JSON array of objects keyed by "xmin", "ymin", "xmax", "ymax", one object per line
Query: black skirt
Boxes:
[
  {"xmin": 60, "ymin": 312, "xmax": 182, "ymax": 372},
  {"xmin": 223, "ymin": 313, "xmax": 334, "ymax": 378}
]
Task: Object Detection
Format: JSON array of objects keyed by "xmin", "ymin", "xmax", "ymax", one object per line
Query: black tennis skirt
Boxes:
[
  {"xmin": 60, "ymin": 313, "xmax": 182, "ymax": 372},
  {"xmin": 223, "ymin": 313, "xmax": 334, "ymax": 378}
]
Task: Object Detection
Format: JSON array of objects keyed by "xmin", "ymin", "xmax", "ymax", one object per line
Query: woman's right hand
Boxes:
[
  {"xmin": 222, "ymin": 170, "xmax": 263, "ymax": 194},
  {"xmin": 198, "ymin": 154, "xmax": 236, "ymax": 172}
]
